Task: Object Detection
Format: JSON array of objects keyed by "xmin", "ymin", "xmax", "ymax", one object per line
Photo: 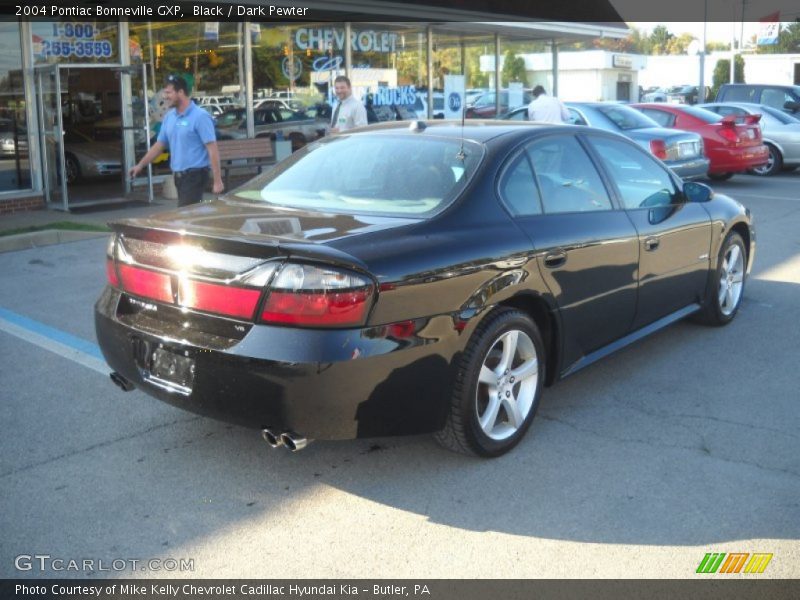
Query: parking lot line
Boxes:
[{"xmin": 0, "ymin": 306, "xmax": 109, "ymax": 376}]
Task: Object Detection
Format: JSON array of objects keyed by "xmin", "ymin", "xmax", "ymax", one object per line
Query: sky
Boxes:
[{"xmin": 631, "ymin": 22, "xmax": 762, "ymax": 45}]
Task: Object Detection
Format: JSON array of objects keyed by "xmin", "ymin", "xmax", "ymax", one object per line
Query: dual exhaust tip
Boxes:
[{"xmin": 262, "ymin": 428, "xmax": 310, "ymax": 452}]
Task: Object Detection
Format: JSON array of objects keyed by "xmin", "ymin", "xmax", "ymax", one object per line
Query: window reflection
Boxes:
[{"xmin": 0, "ymin": 22, "xmax": 30, "ymax": 192}]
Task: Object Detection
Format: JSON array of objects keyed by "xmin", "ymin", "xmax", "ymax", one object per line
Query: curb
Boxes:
[{"xmin": 0, "ymin": 229, "xmax": 110, "ymax": 254}]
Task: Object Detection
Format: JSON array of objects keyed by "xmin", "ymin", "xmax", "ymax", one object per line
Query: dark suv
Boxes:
[{"xmin": 716, "ymin": 84, "xmax": 800, "ymax": 115}]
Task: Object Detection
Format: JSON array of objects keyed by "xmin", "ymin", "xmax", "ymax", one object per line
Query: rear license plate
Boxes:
[
  {"xmin": 746, "ymin": 129, "xmax": 755, "ymax": 139},
  {"xmin": 149, "ymin": 346, "xmax": 195, "ymax": 393},
  {"xmin": 679, "ymin": 142, "xmax": 696, "ymax": 158}
]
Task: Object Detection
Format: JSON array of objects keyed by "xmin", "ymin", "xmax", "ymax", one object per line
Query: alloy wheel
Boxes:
[
  {"xmin": 718, "ymin": 243, "xmax": 744, "ymax": 316},
  {"xmin": 476, "ymin": 329, "xmax": 539, "ymax": 441}
]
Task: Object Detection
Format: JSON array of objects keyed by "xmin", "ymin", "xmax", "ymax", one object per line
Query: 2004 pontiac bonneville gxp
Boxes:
[{"xmin": 96, "ymin": 120, "xmax": 754, "ymax": 457}]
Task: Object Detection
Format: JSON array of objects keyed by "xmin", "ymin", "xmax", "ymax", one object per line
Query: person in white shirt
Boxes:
[
  {"xmin": 330, "ymin": 76, "xmax": 368, "ymax": 133},
  {"xmin": 527, "ymin": 85, "xmax": 570, "ymax": 124}
]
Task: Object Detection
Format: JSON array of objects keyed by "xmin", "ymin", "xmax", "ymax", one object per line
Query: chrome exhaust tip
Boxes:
[
  {"xmin": 280, "ymin": 431, "xmax": 310, "ymax": 452},
  {"xmin": 261, "ymin": 428, "xmax": 283, "ymax": 448},
  {"xmin": 110, "ymin": 372, "xmax": 135, "ymax": 392}
]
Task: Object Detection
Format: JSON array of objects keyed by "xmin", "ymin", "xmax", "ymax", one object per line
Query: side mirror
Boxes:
[
  {"xmin": 783, "ymin": 100, "xmax": 800, "ymax": 113},
  {"xmin": 684, "ymin": 181, "xmax": 714, "ymax": 203}
]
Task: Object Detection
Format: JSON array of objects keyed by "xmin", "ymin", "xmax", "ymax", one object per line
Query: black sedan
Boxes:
[{"xmin": 96, "ymin": 121, "xmax": 754, "ymax": 457}]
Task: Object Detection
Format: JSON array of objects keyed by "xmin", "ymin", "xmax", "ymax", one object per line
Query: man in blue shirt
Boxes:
[{"xmin": 129, "ymin": 74, "xmax": 223, "ymax": 206}]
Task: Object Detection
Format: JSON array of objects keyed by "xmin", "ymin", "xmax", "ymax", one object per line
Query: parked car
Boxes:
[
  {"xmin": 565, "ymin": 102, "xmax": 710, "ymax": 179},
  {"xmin": 699, "ymin": 102, "xmax": 800, "ymax": 176},
  {"xmin": 0, "ymin": 119, "xmax": 27, "ymax": 157},
  {"xmin": 641, "ymin": 87, "xmax": 668, "ymax": 102},
  {"xmin": 666, "ymin": 85, "xmax": 709, "ymax": 105},
  {"xmin": 96, "ymin": 121, "xmax": 754, "ymax": 457},
  {"xmin": 364, "ymin": 100, "xmax": 417, "ymax": 124},
  {"xmin": 200, "ymin": 105, "xmax": 223, "ymax": 121},
  {"xmin": 412, "ymin": 92, "xmax": 445, "ymax": 119},
  {"xmin": 715, "ymin": 84, "xmax": 800, "ymax": 116},
  {"xmin": 632, "ymin": 103, "xmax": 768, "ymax": 180},
  {"xmin": 254, "ymin": 98, "xmax": 306, "ymax": 112},
  {"xmin": 62, "ymin": 130, "xmax": 121, "ymax": 184},
  {"xmin": 197, "ymin": 95, "xmax": 240, "ymax": 111},
  {"xmin": 465, "ymin": 90, "xmax": 533, "ymax": 118},
  {"xmin": 215, "ymin": 106, "xmax": 327, "ymax": 150}
]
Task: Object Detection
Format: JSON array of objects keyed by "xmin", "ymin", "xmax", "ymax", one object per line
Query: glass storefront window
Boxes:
[
  {"xmin": 30, "ymin": 21, "xmax": 119, "ymax": 65},
  {"xmin": 0, "ymin": 22, "xmax": 31, "ymax": 192}
]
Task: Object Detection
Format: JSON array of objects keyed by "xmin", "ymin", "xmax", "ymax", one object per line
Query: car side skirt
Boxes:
[{"xmin": 560, "ymin": 303, "xmax": 702, "ymax": 379}]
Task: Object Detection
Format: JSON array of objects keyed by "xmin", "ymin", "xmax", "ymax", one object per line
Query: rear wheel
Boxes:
[
  {"xmin": 750, "ymin": 144, "xmax": 782, "ymax": 176},
  {"xmin": 64, "ymin": 153, "xmax": 81, "ymax": 184},
  {"xmin": 696, "ymin": 232, "xmax": 746, "ymax": 326},
  {"xmin": 435, "ymin": 308, "xmax": 545, "ymax": 457},
  {"xmin": 708, "ymin": 172, "xmax": 734, "ymax": 181}
]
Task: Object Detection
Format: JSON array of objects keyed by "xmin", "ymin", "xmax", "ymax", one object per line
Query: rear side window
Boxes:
[
  {"xmin": 761, "ymin": 88, "xmax": 794, "ymax": 111},
  {"xmin": 720, "ymin": 86, "xmax": 756, "ymax": 102},
  {"xmin": 639, "ymin": 108, "xmax": 675, "ymax": 127},
  {"xmin": 587, "ymin": 136, "xmax": 679, "ymax": 209},
  {"xmin": 498, "ymin": 152, "xmax": 542, "ymax": 216},
  {"xmin": 527, "ymin": 136, "xmax": 612, "ymax": 214}
]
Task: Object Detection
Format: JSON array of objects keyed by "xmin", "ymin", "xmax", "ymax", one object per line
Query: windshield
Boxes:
[
  {"xmin": 681, "ymin": 106, "xmax": 722, "ymax": 123},
  {"xmin": 597, "ymin": 105, "xmax": 661, "ymax": 130},
  {"xmin": 230, "ymin": 134, "xmax": 483, "ymax": 217}
]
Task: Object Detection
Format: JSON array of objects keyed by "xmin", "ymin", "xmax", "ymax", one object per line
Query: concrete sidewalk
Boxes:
[{"xmin": 0, "ymin": 192, "xmax": 218, "ymax": 253}]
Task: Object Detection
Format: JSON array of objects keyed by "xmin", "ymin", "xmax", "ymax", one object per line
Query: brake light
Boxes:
[
  {"xmin": 649, "ymin": 140, "xmax": 668, "ymax": 160},
  {"xmin": 260, "ymin": 263, "xmax": 375, "ymax": 328},
  {"xmin": 106, "ymin": 259, "xmax": 119, "ymax": 288},
  {"xmin": 179, "ymin": 279, "xmax": 262, "ymax": 320},
  {"xmin": 118, "ymin": 264, "xmax": 173, "ymax": 303},
  {"xmin": 718, "ymin": 126, "xmax": 740, "ymax": 143}
]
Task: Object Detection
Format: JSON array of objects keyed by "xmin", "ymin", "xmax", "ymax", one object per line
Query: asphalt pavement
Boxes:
[{"xmin": 0, "ymin": 172, "xmax": 798, "ymax": 579}]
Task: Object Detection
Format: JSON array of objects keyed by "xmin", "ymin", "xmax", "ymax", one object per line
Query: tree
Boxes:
[
  {"xmin": 649, "ymin": 25, "xmax": 674, "ymax": 55},
  {"xmin": 666, "ymin": 33, "xmax": 696, "ymax": 55},
  {"xmin": 711, "ymin": 55, "xmax": 745, "ymax": 99},
  {"xmin": 501, "ymin": 50, "xmax": 527, "ymax": 86}
]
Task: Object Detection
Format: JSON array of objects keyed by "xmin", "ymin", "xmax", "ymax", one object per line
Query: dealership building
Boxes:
[{"xmin": 0, "ymin": 1, "xmax": 626, "ymax": 213}]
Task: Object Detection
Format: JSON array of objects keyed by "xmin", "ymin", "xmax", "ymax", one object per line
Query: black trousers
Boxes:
[{"xmin": 174, "ymin": 168, "xmax": 209, "ymax": 207}]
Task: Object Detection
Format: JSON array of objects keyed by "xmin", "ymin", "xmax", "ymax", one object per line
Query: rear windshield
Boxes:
[
  {"xmin": 230, "ymin": 134, "xmax": 483, "ymax": 217},
  {"xmin": 758, "ymin": 105, "xmax": 800, "ymax": 124},
  {"xmin": 680, "ymin": 106, "xmax": 722, "ymax": 123},
  {"xmin": 596, "ymin": 105, "xmax": 660, "ymax": 130}
]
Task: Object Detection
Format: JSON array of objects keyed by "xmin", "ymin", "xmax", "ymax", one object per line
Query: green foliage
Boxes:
[
  {"xmin": 710, "ymin": 55, "xmax": 745, "ymax": 99},
  {"xmin": 501, "ymin": 50, "xmax": 527, "ymax": 86}
]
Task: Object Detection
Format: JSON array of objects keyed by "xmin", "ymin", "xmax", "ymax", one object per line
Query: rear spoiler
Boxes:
[
  {"xmin": 721, "ymin": 114, "xmax": 761, "ymax": 126},
  {"xmin": 109, "ymin": 220, "xmax": 370, "ymax": 273}
]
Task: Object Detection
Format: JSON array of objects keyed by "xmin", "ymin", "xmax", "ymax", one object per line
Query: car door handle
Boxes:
[
  {"xmin": 644, "ymin": 237, "xmax": 660, "ymax": 251},
  {"xmin": 544, "ymin": 250, "xmax": 567, "ymax": 269}
]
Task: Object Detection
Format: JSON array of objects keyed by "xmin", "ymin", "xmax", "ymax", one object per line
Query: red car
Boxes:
[{"xmin": 633, "ymin": 103, "xmax": 769, "ymax": 180}]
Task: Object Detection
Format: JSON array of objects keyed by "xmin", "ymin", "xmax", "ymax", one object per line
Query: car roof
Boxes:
[{"xmin": 344, "ymin": 119, "xmax": 572, "ymax": 143}]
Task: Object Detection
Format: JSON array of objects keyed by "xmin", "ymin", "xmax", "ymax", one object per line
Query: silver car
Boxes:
[{"xmin": 699, "ymin": 102, "xmax": 800, "ymax": 176}]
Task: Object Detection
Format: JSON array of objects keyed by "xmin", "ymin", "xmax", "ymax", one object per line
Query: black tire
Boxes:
[
  {"xmin": 435, "ymin": 308, "xmax": 545, "ymax": 457},
  {"xmin": 288, "ymin": 132, "xmax": 306, "ymax": 152},
  {"xmin": 696, "ymin": 232, "xmax": 747, "ymax": 326},
  {"xmin": 750, "ymin": 144, "xmax": 782, "ymax": 176},
  {"xmin": 708, "ymin": 172, "xmax": 734, "ymax": 181},
  {"xmin": 64, "ymin": 153, "xmax": 81, "ymax": 184}
]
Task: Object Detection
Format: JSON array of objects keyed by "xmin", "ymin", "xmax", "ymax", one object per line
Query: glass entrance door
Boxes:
[{"xmin": 35, "ymin": 64, "xmax": 68, "ymax": 210}]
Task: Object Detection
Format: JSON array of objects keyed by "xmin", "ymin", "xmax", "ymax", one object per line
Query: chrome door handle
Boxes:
[{"xmin": 644, "ymin": 237, "xmax": 660, "ymax": 251}]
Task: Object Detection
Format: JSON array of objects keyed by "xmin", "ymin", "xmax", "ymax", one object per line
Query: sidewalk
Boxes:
[{"xmin": 0, "ymin": 192, "xmax": 218, "ymax": 253}]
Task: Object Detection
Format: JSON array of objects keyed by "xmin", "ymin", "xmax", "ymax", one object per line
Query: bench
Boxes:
[{"xmin": 216, "ymin": 138, "xmax": 276, "ymax": 187}]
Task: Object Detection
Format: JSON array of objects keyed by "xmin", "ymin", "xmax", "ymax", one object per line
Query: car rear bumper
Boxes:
[
  {"xmin": 709, "ymin": 145, "xmax": 769, "ymax": 173},
  {"xmin": 668, "ymin": 157, "xmax": 710, "ymax": 180},
  {"xmin": 95, "ymin": 288, "xmax": 461, "ymax": 440}
]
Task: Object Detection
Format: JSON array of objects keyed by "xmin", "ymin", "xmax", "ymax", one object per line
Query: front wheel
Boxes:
[
  {"xmin": 435, "ymin": 308, "xmax": 545, "ymax": 457},
  {"xmin": 696, "ymin": 232, "xmax": 746, "ymax": 326}
]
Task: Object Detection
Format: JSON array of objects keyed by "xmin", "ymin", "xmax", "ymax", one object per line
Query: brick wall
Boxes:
[{"xmin": 0, "ymin": 195, "xmax": 46, "ymax": 215}]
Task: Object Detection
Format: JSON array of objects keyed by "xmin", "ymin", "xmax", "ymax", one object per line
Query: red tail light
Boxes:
[
  {"xmin": 179, "ymin": 279, "xmax": 262, "ymax": 320},
  {"xmin": 718, "ymin": 126, "xmax": 740, "ymax": 143},
  {"xmin": 260, "ymin": 263, "xmax": 375, "ymax": 328},
  {"xmin": 649, "ymin": 140, "xmax": 668, "ymax": 160},
  {"xmin": 118, "ymin": 264, "xmax": 173, "ymax": 304},
  {"xmin": 106, "ymin": 258, "xmax": 119, "ymax": 288}
]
